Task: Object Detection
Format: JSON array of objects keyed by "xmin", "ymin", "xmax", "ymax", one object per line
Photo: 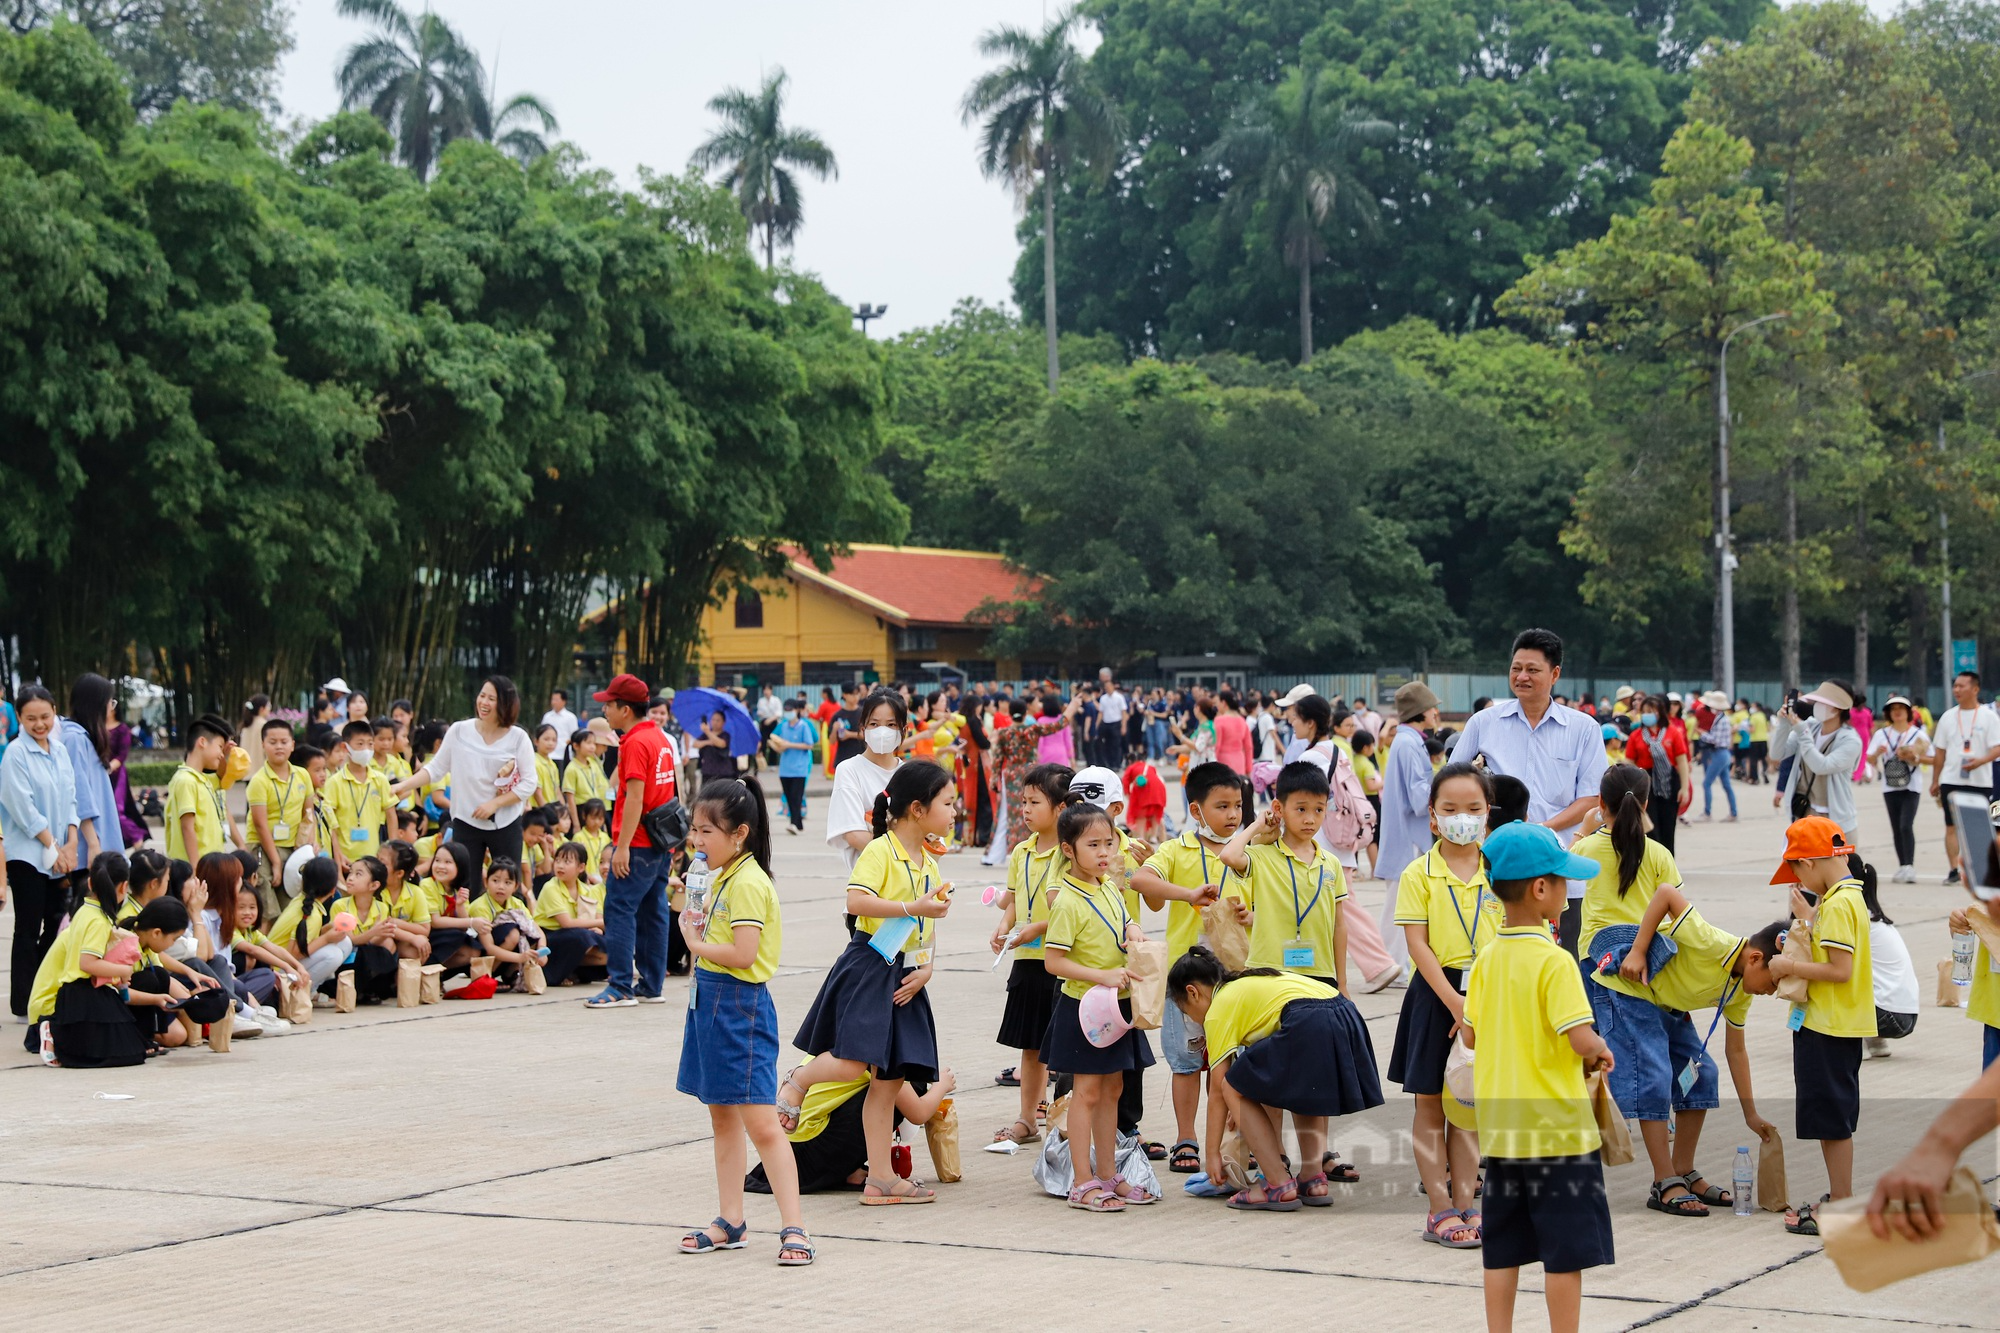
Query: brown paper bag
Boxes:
[
  {"xmin": 1758, "ymin": 1133, "xmax": 1788, "ymax": 1212},
  {"xmin": 1219, "ymin": 1129, "xmax": 1254, "ymax": 1189},
  {"xmin": 206, "ymin": 1014, "xmax": 231, "ymax": 1052},
  {"xmin": 419, "ymin": 963, "xmax": 444, "ymax": 1004},
  {"xmin": 523, "ymin": 958, "xmax": 546, "ymax": 995},
  {"xmin": 1938, "ymin": 958, "xmax": 1964, "ymax": 1008},
  {"xmin": 469, "ymin": 955, "xmax": 495, "ymax": 979},
  {"xmin": 1199, "ymin": 899, "xmax": 1250, "ymax": 972},
  {"xmin": 1127, "ymin": 938, "xmax": 1168, "ymax": 1031},
  {"xmin": 1775, "ymin": 918, "xmax": 1812, "ymax": 1006},
  {"xmin": 924, "ymin": 1101, "xmax": 963, "ymax": 1183},
  {"xmin": 1588, "ymin": 1071, "xmax": 1633, "ymax": 1166},
  {"xmin": 396, "ymin": 958, "xmax": 422, "ymax": 1008},
  {"xmin": 1820, "ymin": 1167, "xmax": 2000, "ymax": 1291},
  {"xmin": 334, "ymin": 972, "xmax": 356, "ymax": 1013},
  {"xmin": 282, "ymin": 981, "xmax": 311, "ymax": 1026}
]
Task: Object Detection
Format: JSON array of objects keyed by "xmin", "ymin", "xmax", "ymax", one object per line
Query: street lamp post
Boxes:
[
  {"xmin": 1716, "ymin": 312, "xmax": 1788, "ymax": 703},
  {"xmin": 1938, "ymin": 367, "xmax": 1998, "ymax": 705},
  {"xmin": 852, "ymin": 303, "xmax": 888, "ymax": 336}
]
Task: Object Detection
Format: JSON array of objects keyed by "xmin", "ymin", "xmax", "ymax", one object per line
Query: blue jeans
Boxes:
[
  {"xmin": 1702, "ymin": 748, "xmax": 1737, "ymax": 816},
  {"xmin": 603, "ymin": 843, "xmax": 669, "ymax": 997},
  {"xmin": 1588, "ymin": 979, "xmax": 1718, "ymax": 1121},
  {"xmin": 1146, "ymin": 720, "xmax": 1168, "ymax": 760}
]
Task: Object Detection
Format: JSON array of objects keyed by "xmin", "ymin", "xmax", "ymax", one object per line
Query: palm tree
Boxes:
[
  {"xmin": 335, "ymin": 0, "xmax": 559, "ymax": 180},
  {"xmin": 962, "ymin": 6, "xmax": 1124, "ymax": 394},
  {"xmin": 1206, "ymin": 65, "xmax": 1392, "ymax": 363},
  {"xmin": 689, "ymin": 69, "xmax": 838, "ymax": 270}
]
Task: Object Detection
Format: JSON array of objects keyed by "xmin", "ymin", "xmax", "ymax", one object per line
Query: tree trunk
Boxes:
[
  {"xmin": 1853, "ymin": 499, "xmax": 1869, "ymax": 696},
  {"xmin": 1298, "ymin": 259, "xmax": 1313, "ymax": 364},
  {"xmin": 1781, "ymin": 457, "xmax": 1801, "ymax": 691},
  {"xmin": 1042, "ymin": 163, "xmax": 1059, "ymax": 395},
  {"xmin": 765, "ymin": 221, "xmax": 774, "ymax": 271},
  {"xmin": 1908, "ymin": 577, "xmax": 1931, "ymax": 707}
]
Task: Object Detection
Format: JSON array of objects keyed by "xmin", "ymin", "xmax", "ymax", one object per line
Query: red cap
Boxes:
[
  {"xmin": 592, "ymin": 673, "xmax": 651, "ymax": 706},
  {"xmin": 1771, "ymin": 816, "xmax": 1853, "ymax": 883}
]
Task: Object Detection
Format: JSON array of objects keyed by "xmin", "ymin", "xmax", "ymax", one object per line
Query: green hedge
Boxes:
[{"xmin": 126, "ymin": 761, "xmax": 179, "ymax": 789}]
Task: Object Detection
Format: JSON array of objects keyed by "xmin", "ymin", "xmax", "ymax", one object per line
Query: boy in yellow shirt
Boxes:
[
  {"xmin": 1463, "ymin": 821, "xmax": 1614, "ymax": 1333},
  {"xmin": 165, "ymin": 714, "xmax": 237, "ymax": 863},
  {"xmin": 1764, "ymin": 816, "xmax": 1875, "ymax": 1237},
  {"xmin": 325, "ymin": 721, "xmax": 394, "ymax": 871}
]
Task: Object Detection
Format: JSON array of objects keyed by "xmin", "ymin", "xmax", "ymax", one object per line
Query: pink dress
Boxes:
[
  {"xmin": 1213, "ymin": 712, "xmax": 1254, "ymax": 774},
  {"xmin": 1850, "ymin": 707, "xmax": 1874, "ymax": 781}
]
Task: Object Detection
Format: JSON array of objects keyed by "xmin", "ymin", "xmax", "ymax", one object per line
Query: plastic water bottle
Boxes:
[
  {"xmin": 685, "ymin": 852, "xmax": 712, "ymax": 916},
  {"xmin": 1733, "ymin": 1146, "xmax": 1755, "ymax": 1216},
  {"xmin": 1952, "ymin": 930, "xmax": 1977, "ymax": 995}
]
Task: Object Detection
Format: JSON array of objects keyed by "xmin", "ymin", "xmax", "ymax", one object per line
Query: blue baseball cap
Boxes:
[{"xmin": 1483, "ymin": 821, "xmax": 1600, "ymax": 882}]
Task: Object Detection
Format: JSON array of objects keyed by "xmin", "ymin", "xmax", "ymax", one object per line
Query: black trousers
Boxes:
[
  {"xmin": 780, "ymin": 776, "xmax": 807, "ymax": 829},
  {"xmin": 1883, "ymin": 790, "xmax": 1920, "ymax": 868},
  {"xmin": 447, "ymin": 819, "xmax": 524, "ymax": 894},
  {"xmin": 543, "ymin": 926, "xmax": 603, "ymax": 986},
  {"xmin": 1647, "ymin": 793, "xmax": 1678, "ymax": 854},
  {"xmin": 8, "ymin": 861, "xmax": 69, "ymax": 1018}
]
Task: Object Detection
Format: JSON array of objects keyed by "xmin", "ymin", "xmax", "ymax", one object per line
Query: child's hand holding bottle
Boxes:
[{"xmin": 909, "ymin": 886, "xmax": 952, "ymax": 919}]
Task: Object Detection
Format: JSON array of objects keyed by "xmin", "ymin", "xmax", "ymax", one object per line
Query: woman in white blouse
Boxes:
[{"xmin": 392, "ymin": 675, "xmax": 538, "ymax": 891}]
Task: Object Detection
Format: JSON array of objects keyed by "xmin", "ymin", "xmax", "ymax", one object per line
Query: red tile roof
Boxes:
[{"xmin": 786, "ymin": 545, "xmax": 1034, "ymax": 628}]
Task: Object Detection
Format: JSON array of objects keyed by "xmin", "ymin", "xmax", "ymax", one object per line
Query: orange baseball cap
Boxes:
[{"xmin": 1771, "ymin": 816, "xmax": 1854, "ymax": 883}]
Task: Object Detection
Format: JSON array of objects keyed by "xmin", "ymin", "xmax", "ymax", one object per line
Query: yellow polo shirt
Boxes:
[
  {"xmin": 1968, "ymin": 933, "xmax": 2000, "ymax": 1029},
  {"xmin": 1201, "ymin": 972, "xmax": 1337, "ymax": 1059},
  {"xmin": 1803, "ymin": 879, "xmax": 1875, "ymax": 1038},
  {"xmin": 381, "ymin": 884, "xmax": 430, "ymax": 925},
  {"xmin": 1243, "ymin": 839, "xmax": 1347, "ymax": 978},
  {"xmin": 1006, "ymin": 836, "xmax": 1065, "ymax": 961},
  {"xmin": 1573, "ymin": 828, "xmax": 1682, "ymax": 957},
  {"xmin": 563, "ymin": 757, "xmax": 609, "ymax": 808},
  {"xmin": 698, "ymin": 852, "xmax": 781, "ymax": 984},
  {"xmin": 27, "ymin": 901, "xmax": 118, "ymax": 1022},
  {"xmin": 1595, "ymin": 906, "xmax": 1754, "ymax": 1027},
  {"xmin": 791, "ymin": 1075, "xmax": 869, "ymax": 1143},
  {"xmin": 271, "ymin": 895, "xmax": 332, "ymax": 952},
  {"xmin": 330, "ymin": 894, "xmax": 390, "ymax": 938},
  {"xmin": 164, "ymin": 765, "xmax": 226, "ymax": 862},
  {"xmin": 1044, "ymin": 872, "xmax": 1132, "ymax": 999},
  {"xmin": 1465, "ymin": 925, "xmax": 1600, "ymax": 1158},
  {"xmin": 246, "ymin": 763, "xmax": 311, "ymax": 850},
  {"xmin": 1141, "ymin": 831, "xmax": 1248, "ymax": 962},
  {"xmin": 467, "ymin": 892, "xmax": 524, "ymax": 923},
  {"xmin": 1394, "ymin": 844, "xmax": 1501, "ymax": 971},
  {"xmin": 847, "ymin": 833, "xmax": 940, "ymax": 956},
  {"xmin": 533, "ymin": 753, "xmax": 560, "ymax": 806},
  {"xmin": 326, "ymin": 766, "xmax": 394, "ymax": 858}
]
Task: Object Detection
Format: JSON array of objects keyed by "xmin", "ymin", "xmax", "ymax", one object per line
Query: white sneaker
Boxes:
[
  {"xmin": 257, "ymin": 1005, "xmax": 279, "ymax": 1019},
  {"xmin": 311, "ymin": 993, "xmax": 336, "ymax": 1010},
  {"xmin": 1893, "ymin": 866, "xmax": 1916, "ymax": 883},
  {"xmin": 226, "ymin": 1010, "xmax": 264, "ymax": 1039}
]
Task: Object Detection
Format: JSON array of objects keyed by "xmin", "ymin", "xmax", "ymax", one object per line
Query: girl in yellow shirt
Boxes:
[
  {"xmin": 789, "ymin": 763, "xmax": 955, "ymax": 1206},
  {"xmin": 24, "ymin": 853, "xmax": 149, "ymax": 1067},
  {"xmin": 1168, "ymin": 942, "xmax": 1383, "ymax": 1212},
  {"xmin": 988, "ymin": 762, "xmax": 1072, "ymax": 1148},
  {"xmin": 417, "ymin": 841, "xmax": 482, "ymax": 972},
  {"xmin": 332, "ymin": 856, "xmax": 400, "ymax": 1003},
  {"xmin": 674, "ymin": 777, "xmax": 812, "ymax": 1265},
  {"xmin": 535, "ymin": 843, "xmax": 607, "ymax": 986}
]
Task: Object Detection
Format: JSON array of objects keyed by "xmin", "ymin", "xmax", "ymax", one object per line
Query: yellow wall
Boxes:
[{"xmin": 696, "ymin": 577, "xmax": 891, "ymax": 685}]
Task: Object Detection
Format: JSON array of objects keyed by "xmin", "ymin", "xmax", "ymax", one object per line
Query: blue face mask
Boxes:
[{"xmin": 1640, "ymin": 712, "xmax": 1659, "ymax": 728}]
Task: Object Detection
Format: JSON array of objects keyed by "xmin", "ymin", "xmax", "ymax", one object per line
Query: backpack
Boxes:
[{"xmin": 1316, "ymin": 742, "xmax": 1376, "ymax": 853}]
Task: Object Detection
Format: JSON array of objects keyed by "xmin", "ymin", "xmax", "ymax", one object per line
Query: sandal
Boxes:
[
  {"xmin": 1068, "ymin": 1178, "xmax": 1126, "ymax": 1212},
  {"xmin": 1168, "ymin": 1139, "xmax": 1201, "ymax": 1174},
  {"xmin": 992, "ymin": 1117, "xmax": 1040, "ymax": 1146},
  {"xmin": 1648, "ymin": 1178, "xmax": 1710, "ymax": 1217},
  {"xmin": 1679, "ymin": 1170, "xmax": 1732, "ymax": 1208},
  {"xmin": 1321, "ymin": 1150, "xmax": 1360, "ymax": 1183},
  {"xmin": 1142, "ymin": 1139, "xmax": 1168, "ymax": 1161},
  {"xmin": 1785, "ymin": 1193, "xmax": 1830, "ymax": 1237},
  {"xmin": 1297, "ymin": 1171, "xmax": 1333, "ymax": 1208},
  {"xmin": 1422, "ymin": 1208, "xmax": 1482, "ymax": 1248},
  {"xmin": 858, "ymin": 1175, "xmax": 936, "ymax": 1205},
  {"xmin": 680, "ymin": 1216, "xmax": 748, "ymax": 1253},
  {"xmin": 995, "ymin": 1065, "xmax": 1021, "ymax": 1087},
  {"xmin": 1111, "ymin": 1173, "xmax": 1159, "ymax": 1205},
  {"xmin": 776, "ymin": 1226, "xmax": 815, "ymax": 1267},
  {"xmin": 775, "ymin": 1065, "xmax": 809, "ymax": 1133},
  {"xmin": 1227, "ymin": 1176, "xmax": 1302, "ymax": 1212}
]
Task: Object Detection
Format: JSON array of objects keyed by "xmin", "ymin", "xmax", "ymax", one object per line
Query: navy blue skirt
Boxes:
[
  {"xmin": 1387, "ymin": 965, "xmax": 1463, "ymax": 1095},
  {"xmin": 1041, "ymin": 988, "xmax": 1157, "ymax": 1076},
  {"xmin": 1227, "ymin": 996, "xmax": 1384, "ymax": 1116},
  {"xmin": 677, "ymin": 969, "xmax": 780, "ymax": 1106},
  {"xmin": 997, "ymin": 956, "xmax": 1060, "ymax": 1050},
  {"xmin": 794, "ymin": 934, "xmax": 939, "ymax": 1082}
]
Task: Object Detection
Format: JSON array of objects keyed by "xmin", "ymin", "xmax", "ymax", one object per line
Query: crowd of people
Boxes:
[{"xmin": 5, "ymin": 637, "xmax": 1998, "ymax": 1312}]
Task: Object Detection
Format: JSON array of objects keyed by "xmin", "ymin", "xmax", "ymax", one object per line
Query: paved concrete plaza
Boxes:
[{"xmin": 3, "ymin": 773, "xmax": 1996, "ymax": 1331}]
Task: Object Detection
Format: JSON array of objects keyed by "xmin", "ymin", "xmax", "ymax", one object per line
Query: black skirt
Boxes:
[
  {"xmin": 1387, "ymin": 965, "xmax": 1464, "ymax": 1095},
  {"xmin": 1041, "ymin": 988, "xmax": 1157, "ymax": 1076},
  {"xmin": 1227, "ymin": 996, "xmax": 1384, "ymax": 1117},
  {"xmin": 997, "ymin": 956, "xmax": 1059, "ymax": 1050},
  {"xmin": 794, "ymin": 934, "xmax": 939, "ymax": 1082},
  {"xmin": 48, "ymin": 977, "xmax": 147, "ymax": 1067},
  {"xmin": 341, "ymin": 943, "xmax": 401, "ymax": 1002},
  {"xmin": 426, "ymin": 928, "xmax": 479, "ymax": 969}
]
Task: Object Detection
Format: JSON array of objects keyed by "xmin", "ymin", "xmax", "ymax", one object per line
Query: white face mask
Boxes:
[
  {"xmin": 1438, "ymin": 812, "xmax": 1486, "ymax": 846},
  {"xmin": 1192, "ymin": 815, "xmax": 1227, "ymax": 843},
  {"xmin": 1812, "ymin": 702, "xmax": 1836, "ymax": 723},
  {"xmin": 864, "ymin": 726, "xmax": 901, "ymax": 755},
  {"xmin": 349, "ymin": 747, "xmax": 375, "ymax": 767}
]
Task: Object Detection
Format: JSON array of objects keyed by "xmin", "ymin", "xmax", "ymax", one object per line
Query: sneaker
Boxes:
[
  {"xmin": 256, "ymin": 1005, "xmax": 279, "ymax": 1019},
  {"xmin": 312, "ymin": 993, "xmax": 336, "ymax": 1009},
  {"xmin": 785, "ymin": 824, "xmax": 800, "ymax": 835},
  {"xmin": 637, "ymin": 993, "xmax": 671, "ymax": 1004},
  {"xmin": 586, "ymin": 988, "xmax": 638, "ymax": 1009},
  {"xmin": 1894, "ymin": 866, "xmax": 1916, "ymax": 883},
  {"xmin": 1864, "ymin": 1036, "xmax": 1891, "ymax": 1059},
  {"xmin": 1360, "ymin": 963, "xmax": 1403, "ymax": 994},
  {"xmin": 1946, "ymin": 869, "xmax": 1962, "ymax": 885},
  {"xmin": 225, "ymin": 1010, "xmax": 263, "ymax": 1039},
  {"xmin": 262, "ymin": 1015, "xmax": 292, "ymax": 1035}
]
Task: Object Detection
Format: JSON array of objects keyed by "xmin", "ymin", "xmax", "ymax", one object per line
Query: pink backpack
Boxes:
[{"xmin": 1319, "ymin": 744, "xmax": 1376, "ymax": 853}]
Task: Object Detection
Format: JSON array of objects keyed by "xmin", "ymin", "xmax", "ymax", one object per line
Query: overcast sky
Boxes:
[{"xmin": 278, "ymin": 1, "xmax": 1062, "ymax": 340}]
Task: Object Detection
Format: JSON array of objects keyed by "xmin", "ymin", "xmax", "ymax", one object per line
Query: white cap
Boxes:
[
  {"xmin": 283, "ymin": 844, "xmax": 318, "ymax": 898},
  {"xmin": 322, "ymin": 677, "xmax": 350, "ymax": 695},
  {"xmin": 1068, "ymin": 766, "xmax": 1126, "ymax": 812},
  {"xmin": 1276, "ymin": 682, "xmax": 1316, "ymax": 707},
  {"xmin": 1667, "ymin": 692, "xmax": 1683, "ymax": 703}
]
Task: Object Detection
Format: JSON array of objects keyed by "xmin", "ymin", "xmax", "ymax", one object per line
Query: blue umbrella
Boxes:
[{"xmin": 673, "ymin": 687, "xmax": 761, "ymax": 757}]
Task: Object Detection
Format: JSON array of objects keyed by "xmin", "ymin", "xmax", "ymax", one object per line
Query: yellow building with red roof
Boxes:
[{"xmin": 694, "ymin": 545, "xmax": 1033, "ymax": 688}]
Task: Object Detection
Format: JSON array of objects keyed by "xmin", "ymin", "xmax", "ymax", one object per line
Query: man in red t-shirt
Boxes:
[{"xmin": 586, "ymin": 673, "xmax": 677, "ymax": 1007}]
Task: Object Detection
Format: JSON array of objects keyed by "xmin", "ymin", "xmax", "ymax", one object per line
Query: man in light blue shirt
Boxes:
[
  {"xmin": 771, "ymin": 698, "xmax": 819, "ymax": 833},
  {"xmin": 1376, "ymin": 680, "xmax": 1445, "ymax": 969},
  {"xmin": 1449, "ymin": 627, "xmax": 1607, "ymax": 949}
]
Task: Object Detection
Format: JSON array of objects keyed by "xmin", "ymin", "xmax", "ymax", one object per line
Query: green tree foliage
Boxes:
[
  {"xmin": 1018, "ymin": 0, "xmax": 1768, "ymax": 363},
  {"xmin": 689, "ymin": 68, "xmax": 837, "ymax": 271},
  {"xmin": 5, "ymin": 1, "xmax": 291, "ymax": 116},
  {"xmin": 962, "ymin": 5, "xmax": 1124, "ymax": 392},
  {"xmin": 0, "ymin": 24, "xmax": 899, "ymax": 716}
]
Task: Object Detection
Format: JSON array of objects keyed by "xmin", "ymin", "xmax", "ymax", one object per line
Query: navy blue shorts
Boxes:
[
  {"xmin": 1480, "ymin": 1154, "xmax": 1615, "ymax": 1273},
  {"xmin": 677, "ymin": 969, "xmax": 779, "ymax": 1106},
  {"xmin": 1793, "ymin": 1026, "xmax": 1862, "ymax": 1140}
]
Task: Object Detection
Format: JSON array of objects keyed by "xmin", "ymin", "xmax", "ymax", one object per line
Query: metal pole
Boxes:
[
  {"xmin": 1940, "ymin": 418, "xmax": 1952, "ymax": 709},
  {"xmin": 1718, "ymin": 339, "xmax": 1735, "ymax": 703}
]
